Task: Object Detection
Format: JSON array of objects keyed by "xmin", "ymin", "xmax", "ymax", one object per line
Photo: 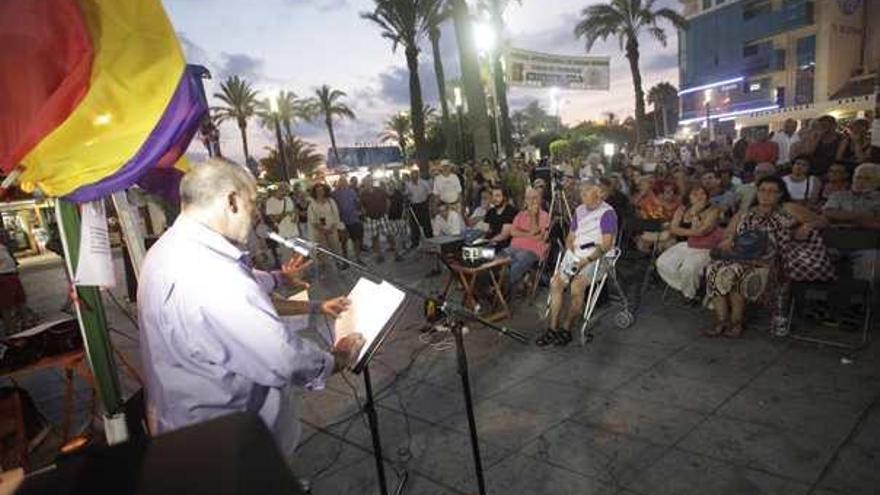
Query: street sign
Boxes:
[{"xmin": 505, "ymin": 48, "xmax": 610, "ymax": 90}]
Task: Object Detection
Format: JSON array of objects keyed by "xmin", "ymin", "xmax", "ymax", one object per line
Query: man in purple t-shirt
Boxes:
[{"xmin": 540, "ymin": 181, "xmax": 617, "ymax": 347}]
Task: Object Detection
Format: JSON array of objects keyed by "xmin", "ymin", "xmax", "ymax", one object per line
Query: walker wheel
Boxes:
[{"xmin": 614, "ymin": 311, "xmax": 634, "ymax": 329}]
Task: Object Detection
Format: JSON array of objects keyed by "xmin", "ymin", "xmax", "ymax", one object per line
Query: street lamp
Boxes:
[
  {"xmin": 704, "ymin": 89, "xmax": 714, "ymax": 142},
  {"xmin": 474, "ymin": 21, "xmax": 503, "ymax": 160},
  {"xmin": 549, "ymin": 87, "xmax": 561, "ymax": 131},
  {"xmin": 269, "ymin": 95, "xmax": 290, "ymax": 183},
  {"xmin": 603, "ymin": 142, "xmax": 615, "ymax": 158},
  {"xmin": 454, "ymin": 86, "xmax": 466, "ymax": 162}
]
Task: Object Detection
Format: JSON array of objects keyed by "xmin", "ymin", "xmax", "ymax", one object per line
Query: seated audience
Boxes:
[
  {"xmin": 504, "ymin": 187, "xmax": 550, "ymax": 298},
  {"xmin": 656, "ymin": 186, "xmax": 722, "ymax": 301},
  {"xmin": 483, "ymin": 187, "xmax": 517, "ymax": 248},
  {"xmin": 735, "ymin": 162, "xmax": 776, "ymax": 214},
  {"xmin": 820, "ymin": 162, "xmax": 850, "ymax": 204},
  {"xmin": 542, "ymin": 182, "xmax": 617, "ymax": 347},
  {"xmin": 432, "ymin": 200, "xmax": 464, "ymax": 237},
  {"xmin": 704, "ymin": 177, "xmax": 832, "ymax": 338},
  {"xmin": 701, "ymin": 170, "xmax": 737, "ymax": 217},
  {"xmin": 634, "ymin": 179, "xmax": 680, "ymax": 253},
  {"xmin": 823, "ymin": 162, "xmax": 880, "ymax": 281},
  {"xmin": 783, "ymin": 156, "xmax": 821, "ymax": 205},
  {"xmin": 467, "ymin": 189, "xmax": 492, "ymax": 229}
]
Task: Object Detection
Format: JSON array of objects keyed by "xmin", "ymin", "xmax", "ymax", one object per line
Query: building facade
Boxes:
[{"xmin": 677, "ymin": 0, "xmax": 878, "ymax": 132}]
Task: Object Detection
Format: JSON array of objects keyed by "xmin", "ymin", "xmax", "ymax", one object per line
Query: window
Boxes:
[
  {"xmin": 775, "ymin": 49, "xmax": 786, "ymax": 71},
  {"xmin": 743, "ymin": 0, "xmax": 771, "ymax": 20},
  {"xmin": 702, "ymin": 0, "xmax": 712, "ymax": 9},
  {"xmin": 743, "ymin": 44, "xmax": 759, "ymax": 58},
  {"xmin": 795, "ymin": 35, "xmax": 815, "ymax": 104}
]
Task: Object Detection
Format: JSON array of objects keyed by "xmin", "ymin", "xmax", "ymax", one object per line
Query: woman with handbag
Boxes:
[
  {"xmin": 704, "ymin": 176, "xmax": 833, "ymax": 337},
  {"xmin": 656, "ymin": 185, "xmax": 722, "ymax": 301}
]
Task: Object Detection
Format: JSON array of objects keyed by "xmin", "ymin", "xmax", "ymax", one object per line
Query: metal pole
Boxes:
[
  {"xmin": 362, "ymin": 365, "xmax": 390, "ymax": 495},
  {"xmin": 451, "ymin": 321, "xmax": 487, "ymax": 495}
]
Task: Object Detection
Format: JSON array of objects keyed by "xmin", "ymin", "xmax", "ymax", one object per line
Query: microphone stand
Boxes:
[{"xmin": 287, "ymin": 238, "xmax": 528, "ymax": 495}]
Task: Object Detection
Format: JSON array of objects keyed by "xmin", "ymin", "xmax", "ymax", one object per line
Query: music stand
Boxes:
[{"xmin": 305, "ymin": 243, "xmax": 528, "ymax": 495}]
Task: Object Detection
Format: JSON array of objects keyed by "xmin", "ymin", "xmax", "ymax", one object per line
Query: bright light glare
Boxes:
[
  {"xmin": 603, "ymin": 143, "xmax": 615, "ymax": 157},
  {"xmin": 269, "ymin": 96, "xmax": 279, "ymax": 113},
  {"xmin": 704, "ymin": 89, "xmax": 713, "ymax": 105},
  {"xmin": 473, "ymin": 23, "xmax": 496, "ymax": 53},
  {"xmin": 93, "ymin": 113, "xmax": 112, "ymax": 126},
  {"xmin": 453, "ymin": 86, "xmax": 463, "ymax": 108}
]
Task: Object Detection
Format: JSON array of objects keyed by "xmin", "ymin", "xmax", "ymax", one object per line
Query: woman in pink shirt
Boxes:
[{"xmin": 504, "ymin": 187, "xmax": 551, "ymax": 299}]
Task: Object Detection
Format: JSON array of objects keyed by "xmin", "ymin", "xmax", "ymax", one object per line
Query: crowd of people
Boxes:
[{"xmin": 243, "ymin": 114, "xmax": 877, "ymax": 346}]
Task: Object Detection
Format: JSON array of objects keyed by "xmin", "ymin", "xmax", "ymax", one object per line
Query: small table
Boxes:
[{"xmin": 441, "ymin": 256, "xmax": 512, "ymax": 322}]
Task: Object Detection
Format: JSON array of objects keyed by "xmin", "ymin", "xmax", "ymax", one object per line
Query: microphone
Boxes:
[
  {"xmin": 264, "ymin": 231, "xmax": 315, "ymax": 257},
  {"xmin": 579, "ymin": 241, "xmax": 596, "ymax": 250}
]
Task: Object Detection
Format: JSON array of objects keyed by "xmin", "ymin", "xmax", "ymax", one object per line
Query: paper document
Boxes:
[
  {"xmin": 74, "ymin": 200, "xmax": 115, "ymax": 287},
  {"xmin": 334, "ymin": 278, "xmax": 406, "ymax": 366}
]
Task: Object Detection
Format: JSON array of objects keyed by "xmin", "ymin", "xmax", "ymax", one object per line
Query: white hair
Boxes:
[
  {"xmin": 180, "ymin": 158, "xmax": 256, "ymax": 210},
  {"xmin": 854, "ymin": 162, "xmax": 880, "ymax": 178}
]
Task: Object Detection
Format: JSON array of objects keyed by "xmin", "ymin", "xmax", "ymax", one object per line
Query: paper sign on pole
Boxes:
[{"xmin": 74, "ymin": 200, "xmax": 116, "ymax": 287}]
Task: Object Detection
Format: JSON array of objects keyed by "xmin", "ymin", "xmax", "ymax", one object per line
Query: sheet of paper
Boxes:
[
  {"xmin": 8, "ymin": 315, "xmax": 76, "ymax": 339},
  {"xmin": 74, "ymin": 200, "xmax": 116, "ymax": 287},
  {"xmin": 334, "ymin": 278, "xmax": 406, "ymax": 365}
]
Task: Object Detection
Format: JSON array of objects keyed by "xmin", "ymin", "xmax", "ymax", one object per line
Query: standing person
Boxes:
[
  {"xmin": 579, "ymin": 153, "xmax": 605, "ymax": 181},
  {"xmin": 138, "ymin": 159, "xmax": 364, "ymax": 464},
  {"xmin": 837, "ymin": 118, "xmax": 872, "ymax": 167},
  {"xmin": 783, "ymin": 156, "xmax": 822, "ymax": 205},
  {"xmin": 803, "ymin": 115, "xmax": 844, "ymax": 178},
  {"xmin": 771, "ymin": 119, "xmax": 800, "ymax": 167},
  {"xmin": 307, "ymin": 183, "xmax": 344, "ymax": 268},
  {"xmin": 264, "ymin": 185, "xmax": 299, "ymax": 263},
  {"xmin": 745, "ymin": 128, "xmax": 779, "ymax": 165},
  {"xmin": 405, "ymin": 170, "xmax": 433, "ymax": 245},
  {"xmin": 0, "ymin": 239, "xmax": 27, "ymax": 336},
  {"xmin": 504, "ymin": 187, "xmax": 550, "ymax": 299},
  {"xmin": 732, "ymin": 131, "xmax": 750, "ymax": 169},
  {"xmin": 332, "ymin": 178, "xmax": 364, "ymax": 264},
  {"xmin": 433, "ymin": 162, "xmax": 463, "ymax": 207},
  {"xmin": 483, "ymin": 187, "xmax": 518, "ymax": 248},
  {"xmin": 360, "ymin": 176, "xmax": 398, "ymax": 262},
  {"xmin": 543, "ymin": 181, "xmax": 618, "ymax": 347},
  {"xmin": 291, "ymin": 183, "xmax": 310, "ymax": 240},
  {"xmin": 386, "ymin": 180, "xmax": 408, "ymax": 251}
]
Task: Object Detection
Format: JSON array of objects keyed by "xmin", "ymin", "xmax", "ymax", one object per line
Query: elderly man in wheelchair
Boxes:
[{"xmin": 539, "ymin": 181, "xmax": 618, "ymax": 347}]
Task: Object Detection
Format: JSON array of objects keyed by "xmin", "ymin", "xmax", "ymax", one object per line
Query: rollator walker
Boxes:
[{"xmin": 544, "ymin": 242, "xmax": 635, "ymax": 345}]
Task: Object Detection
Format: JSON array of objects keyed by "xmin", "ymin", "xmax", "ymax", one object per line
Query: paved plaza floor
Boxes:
[{"xmin": 8, "ymin": 250, "xmax": 880, "ymax": 494}]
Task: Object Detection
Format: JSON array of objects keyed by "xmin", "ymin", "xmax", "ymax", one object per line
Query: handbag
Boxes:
[
  {"xmin": 687, "ymin": 227, "xmax": 723, "ymax": 250},
  {"xmin": 710, "ymin": 230, "xmax": 770, "ymax": 261}
]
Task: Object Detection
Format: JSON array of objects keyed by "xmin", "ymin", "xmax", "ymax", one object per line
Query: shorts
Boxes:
[
  {"xmin": 344, "ymin": 222, "xmax": 364, "ymax": 242},
  {"xmin": 364, "ymin": 216, "xmax": 392, "ymax": 239},
  {"xmin": 557, "ymin": 250, "xmax": 607, "ymax": 285}
]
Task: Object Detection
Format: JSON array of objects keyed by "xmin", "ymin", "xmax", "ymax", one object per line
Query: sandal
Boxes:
[
  {"xmin": 536, "ymin": 329, "xmax": 559, "ymax": 347},
  {"xmin": 554, "ymin": 329, "xmax": 573, "ymax": 347},
  {"xmin": 724, "ymin": 322, "xmax": 744, "ymax": 338},
  {"xmin": 701, "ymin": 323, "xmax": 725, "ymax": 337}
]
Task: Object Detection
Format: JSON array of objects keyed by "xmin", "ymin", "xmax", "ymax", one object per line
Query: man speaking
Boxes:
[{"xmin": 138, "ymin": 159, "xmax": 364, "ymax": 461}]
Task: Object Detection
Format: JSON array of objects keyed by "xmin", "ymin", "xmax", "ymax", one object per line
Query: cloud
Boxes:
[
  {"xmin": 376, "ymin": 59, "xmax": 440, "ymax": 107},
  {"xmin": 216, "ymin": 52, "xmax": 265, "ymax": 81},
  {"xmin": 642, "ymin": 52, "xmax": 678, "ymax": 72},
  {"xmin": 284, "ymin": 0, "xmax": 349, "ymax": 12},
  {"xmin": 177, "ymin": 32, "xmax": 212, "ymax": 65}
]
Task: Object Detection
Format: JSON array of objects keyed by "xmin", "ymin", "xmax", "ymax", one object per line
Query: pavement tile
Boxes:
[
  {"xmin": 651, "ymin": 339, "xmax": 782, "ymax": 386},
  {"xmin": 299, "ymin": 386, "xmax": 362, "ymax": 429},
  {"xmin": 852, "ymin": 407, "xmax": 880, "ymax": 449},
  {"xmin": 485, "ymin": 453, "xmax": 618, "ymax": 495},
  {"xmin": 626, "ymin": 448, "xmax": 810, "ymax": 495},
  {"xmin": 678, "ymin": 416, "xmax": 840, "ymax": 483},
  {"xmin": 817, "ymin": 442, "xmax": 880, "ymax": 495},
  {"xmin": 716, "ymin": 386, "xmax": 866, "ymax": 441},
  {"xmin": 578, "ymin": 338, "xmax": 680, "ymax": 369},
  {"xmin": 539, "ymin": 357, "xmax": 644, "ymax": 391},
  {"xmin": 290, "ymin": 430, "xmax": 370, "ymax": 481},
  {"xmin": 570, "ymin": 393, "xmax": 708, "ymax": 446},
  {"xmin": 443, "ymin": 398, "xmax": 567, "ymax": 452},
  {"xmin": 377, "ymin": 380, "xmax": 466, "ymax": 424},
  {"xmin": 616, "ymin": 370, "xmax": 740, "ymax": 413},
  {"xmin": 521, "ymin": 420, "xmax": 667, "ymax": 485},
  {"xmin": 489, "ymin": 377, "xmax": 604, "ymax": 417}
]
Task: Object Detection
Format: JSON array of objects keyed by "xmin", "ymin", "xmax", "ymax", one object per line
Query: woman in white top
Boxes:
[
  {"xmin": 783, "ymin": 156, "xmax": 821, "ymax": 205},
  {"xmin": 307, "ymin": 183, "xmax": 343, "ymax": 265},
  {"xmin": 432, "ymin": 202, "xmax": 464, "ymax": 237}
]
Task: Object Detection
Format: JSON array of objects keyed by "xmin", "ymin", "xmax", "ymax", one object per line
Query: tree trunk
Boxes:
[
  {"xmin": 451, "ymin": 0, "xmax": 493, "ymax": 162},
  {"xmin": 406, "ymin": 45, "xmax": 429, "ymax": 176},
  {"xmin": 490, "ymin": 5, "xmax": 514, "ymax": 159},
  {"xmin": 238, "ymin": 119, "xmax": 250, "ymax": 163},
  {"xmin": 662, "ymin": 104, "xmax": 669, "ymax": 137},
  {"xmin": 283, "ymin": 119, "xmax": 294, "ymax": 143},
  {"xmin": 326, "ymin": 117, "xmax": 340, "ymax": 163},
  {"xmin": 429, "ymin": 27, "xmax": 455, "ymax": 160},
  {"xmin": 625, "ymin": 39, "xmax": 646, "ymax": 145}
]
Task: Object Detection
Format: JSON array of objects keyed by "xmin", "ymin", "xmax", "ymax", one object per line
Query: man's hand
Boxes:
[
  {"xmin": 321, "ymin": 297, "xmax": 350, "ymax": 318},
  {"xmin": 281, "ymin": 254, "xmax": 313, "ymax": 288},
  {"xmin": 332, "ymin": 333, "xmax": 366, "ymax": 372}
]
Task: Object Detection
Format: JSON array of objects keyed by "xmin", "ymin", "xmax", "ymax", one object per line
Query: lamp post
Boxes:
[
  {"xmin": 704, "ymin": 89, "xmax": 714, "ymax": 142},
  {"xmin": 454, "ymin": 86, "xmax": 466, "ymax": 163},
  {"xmin": 550, "ymin": 87, "xmax": 561, "ymax": 132},
  {"xmin": 475, "ymin": 22, "xmax": 503, "ymax": 160},
  {"xmin": 270, "ymin": 95, "xmax": 290, "ymax": 183}
]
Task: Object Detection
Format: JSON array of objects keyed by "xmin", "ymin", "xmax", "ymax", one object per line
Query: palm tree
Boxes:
[
  {"xmin": 647, "ymin": 82, "xmax": 678, "ymax": 137},
  {"xmin": 262, "ymin": 136, "xmax": 324, "ymax": 180},
  {"xmin": 450, "ymin": 0, "xmax": 493, "ymax": 161},
  {"xmin": 256, "ymin": 90, "xmax": 311, "ymax": 142},
  {"xmin": 426, "ymin": 4, "xmax": 455, "ymax": 158},
  {"xmin": 380, "ymin": 113, "xmax": 412, "ymax": 160},
  {"xmin": 362, "ymin": 0, "xmax": 443, "ymax": 174},
  {"xmin": 480, "ymin": 0, "xmax": 519, "ymax": 158},
  {"xmin": 212, "ymin": 75, "xmax": 260, "ymax": 161},
  {"xmin": 574, "ymin": 0, "xmax": 687, "ymax": 144},
  {"xmin": 309, "ymin": 85, "xmax": 355, "ymax": 163}
]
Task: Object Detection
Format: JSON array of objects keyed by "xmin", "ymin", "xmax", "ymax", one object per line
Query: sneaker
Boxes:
[{"xmin": 771, "ymin": 316, "xmax": 789, "ymax": 337}]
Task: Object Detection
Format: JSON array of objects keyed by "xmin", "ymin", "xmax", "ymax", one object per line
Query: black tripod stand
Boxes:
[{"xmin": 303, "ymin": 242, "xmax": 529, "ymax": 495}]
